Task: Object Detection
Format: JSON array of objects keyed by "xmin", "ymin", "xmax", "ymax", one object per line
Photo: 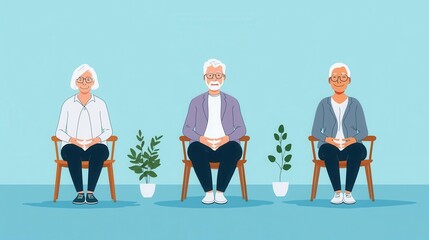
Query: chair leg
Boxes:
[
  {"xmin": 238, "ymin": 166, "xmax": 249, "ymax": 202},
  {"xmin": 365, "ymin": 165, "xmax": 375, "ymax": 201},
  {"xmin": 181, "ymin": 165, "xmax": 191, "ymax": 201},
  {"xmin": 107, "ymin": 165, "xmax": 117, "ymax": 202},
  {"xmin": 238, "ymin": 166, "xmax": 244, "ymax": 199},
  {"xmin": 311, "ymin": 165, "xmax": 321, "ymax": 201},
  {"xmin": 54, "ymin": 164, "xmax": 62, "ymax": 202}
]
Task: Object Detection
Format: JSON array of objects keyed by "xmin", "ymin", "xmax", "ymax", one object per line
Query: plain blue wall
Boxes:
[{"xmin": 0, "ymin": 0, "xmax": 427, "ymax": 185}]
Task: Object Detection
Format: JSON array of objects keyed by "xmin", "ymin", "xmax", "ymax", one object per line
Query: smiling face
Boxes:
[
  {"xmin": 329, "ymin": 67, "xmax": 351, "ymax": 94},
  {"xmin": 204, "ymin": 65, "xmax": 225, "ymax": 91},
  {"xmin": 75, "ymin": 70, "xmax": 94, "ymax": 94}
]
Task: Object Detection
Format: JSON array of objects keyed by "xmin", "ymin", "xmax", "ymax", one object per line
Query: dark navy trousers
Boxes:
[
  {"xmin": 61, "ymin": 144, "xmax": 109, "ymax": 192},
  {"xmin": 188, "ymin": 141, "xmax": 242, "ymax": 192},
  {"xmin": 318, "ymin": 143, "xmax": 367, "ymax": 192}
]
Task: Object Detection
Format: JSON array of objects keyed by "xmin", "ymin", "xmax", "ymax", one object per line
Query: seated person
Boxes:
[
  {"xmin": 311, "ymin": 63, "xmax": 368, "ymax": 205},
  {"xmin": 183, "ymin": 59, "xmax": 246, "ymax": 204},
  {"xmin": 56, "ymin": 64, "xmax": 112, "ymax": 205}
]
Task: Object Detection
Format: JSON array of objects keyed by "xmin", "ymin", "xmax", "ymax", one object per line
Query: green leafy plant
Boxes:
[
  {"xmin": 268, "ymin": 124, "xmax": 293, "ymax": 182},
  {"xmin": 128, "ymin": 130, "xmax": 163, "ymax": 184}
]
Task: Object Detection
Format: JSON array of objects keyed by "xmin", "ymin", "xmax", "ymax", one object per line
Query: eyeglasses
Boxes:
[
  {"xmin": 205, "ymin": 73, "xmax": 224, "ymax": 80},
  {"xmin": 330, "ymin": 75, "xmax": 349, "ymax": 83},
  {"xmin": 76, "ymin": 77, "xmax": 94, "ymax": 83}
]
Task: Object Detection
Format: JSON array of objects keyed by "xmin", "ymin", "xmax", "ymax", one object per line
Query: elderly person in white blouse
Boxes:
[{"xmin": 56, "ymin": 64, "xmax": 112, "ymax": 205}]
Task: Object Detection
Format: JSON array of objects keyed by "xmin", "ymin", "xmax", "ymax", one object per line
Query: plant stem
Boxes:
[{"xmin": 279, "ymin": 138, "xmax": 285, "ymax": 182}]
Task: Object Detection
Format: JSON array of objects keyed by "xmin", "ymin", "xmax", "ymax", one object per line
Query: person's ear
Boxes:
[
  {"xmin": 223, "ymin": 74, "xmax": 226, "ymax": 81},
  {"xmin": 349, "ymin": 77, "xmax": 352, "ymax": 84},
  {"xmin": 328, "ymin": 77, "xmax": 331, "ymax": 83}
]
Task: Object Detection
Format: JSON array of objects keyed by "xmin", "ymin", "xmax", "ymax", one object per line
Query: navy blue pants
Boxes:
[
  {"xmin": 188, "ymin": 141, "xmax": 242, "ymax": 192},
  {"xmin": 61, "ymin": 144, "xmax": 109, "ymax": 192},
  {"xmin": 318, "ymin": 143, "xmax": 367, "ymax": 192}
]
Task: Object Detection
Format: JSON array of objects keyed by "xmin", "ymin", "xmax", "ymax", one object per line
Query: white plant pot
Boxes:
[
  {"xmin": 140, "ymin": 183, "xmax": 156, "ymax": 198},
  {"xmin": 272, "ymin": 182, "xmax": 289, "ymax": 197}
]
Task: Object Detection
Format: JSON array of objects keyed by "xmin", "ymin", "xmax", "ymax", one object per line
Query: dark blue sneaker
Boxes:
[
  {"xmin": 73, "ymin": 193, "xmax": 85, "ymax": 205},
  {"xmin": 86, "ymin": 193, "xmax": 98, "ymax": 205}
]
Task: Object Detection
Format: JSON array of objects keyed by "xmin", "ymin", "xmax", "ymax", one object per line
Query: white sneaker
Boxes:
[
  {"xmin": 343, "ymin": 192, "xmax": 356, "ymax": 204},
  {"xmin": 330, "ymin": 192, "xmax": 344, "ymax": 204},
  {"xmin": 214, "ymin": 191, "xmax": 228, "ymax": 204},
  {"xmin": 202, "ymin": 192, "xmax": 214, "ymax": 204}
]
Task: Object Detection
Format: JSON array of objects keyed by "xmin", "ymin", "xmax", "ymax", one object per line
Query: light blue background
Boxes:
[{"xmin": 0, "ymin": 0, "xmax": 427, "ymax": 185}]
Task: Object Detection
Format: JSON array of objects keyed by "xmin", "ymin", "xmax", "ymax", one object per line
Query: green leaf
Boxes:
[
  {"xmin": 282, "ymin": 133, "xmax": 287, "ymax": 140},
  {"xmin": 127, "ymin": 154, "xmax": 135, "ymax": 160},
  {"xmin": 130, "ymin": 148, "xmax": 136, "ymax": 157},
  {"xmin": 143, "ymin": 152, "xmax": 151, "ymax": 160},
  {"xmin": 285, "ymin": 144, "xmax": 292, "ymax": 151},
  {"xmin": 129, "ymin": 165, "xmax": 143, "ymax": 174},
  {"xmin": 139, "ymin": 174, "xmax": 145, "ymax": 181},
  {"xmin": 146, "ymin": 171, "xmax": 157, "ymax": 178},
  {"xmin": 155, "ymin": 135, "xmax": 163, "ymax": 140},
  {"xmin": 138, "ymin": 129, "xmax": 142, "ymax": 137},
  {"xmin": 142, "ymin": 171, "xmax": 149, "ymax": 178},
  {"xmin": 150, "ymin": 138, "xmax": 156, "ymax": 149},
  {"xmin": 276, "ymin": 145, "xmax": 282, "ymax": 153},
  {"xmin": 283, "ymin": 164, "xmax": 292, "ymax": 171},
  {"xmin": 284, "ymin": 154, "xmax": 292, "ymax": 162},
  {"xmin": 268, "ymin": 155, "xmax": 276, "ymax": 162},
  {"xmin": 142, "ymin": 161, "xmax": 149, "ymax": 168},
  {"xmin": 129, "ymin": 159, "xmax": 139, "ymax": 164},
  {"xmin": 278, "ymin": 124, "xmax": 284, "ymax": 134},
  {"xmin": 136, "ymin": 145, "xmax": 142, "ymax": 151},
  {"xmin": 274, "ymin": 133, "xmax": 280, "ymax": 141}
]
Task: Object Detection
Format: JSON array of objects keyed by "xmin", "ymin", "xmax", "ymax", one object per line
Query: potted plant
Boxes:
[
  {"xmin": 267, "ymin": 124, "xmax": 293, "ymax": 197},
  {"xmin": 128, "ymin": 130, "xmax": 163, "ymax": 198}
]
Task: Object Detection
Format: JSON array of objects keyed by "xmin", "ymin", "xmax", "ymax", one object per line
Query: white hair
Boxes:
[
  {"xmin": 203, "ymin": 58, "xmax": 226, "ymax": 74},
  {"xmin": 329, "ymin": 62, "xmax": 351, "ymax": 77},
  {"xmin": 70, "ymin": 64, "xmax": 99, "ymax": 90}
]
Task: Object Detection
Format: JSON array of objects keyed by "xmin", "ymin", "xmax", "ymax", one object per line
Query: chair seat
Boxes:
[
  {"xmin": 55, "ymin": 159, "xmax": 115, "ymax": 168},
  {"xmin": 182, "ymin": 159, "xmax": 247, "ymax": 169},
  {"xmin": 313, "ymin": 159, "xmax": 373, "ymax": 168}
]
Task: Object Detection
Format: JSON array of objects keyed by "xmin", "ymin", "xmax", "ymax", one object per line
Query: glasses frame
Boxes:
[
  {"xmin": 76, "ymin": 77, "xmax": 94, "ymax": 84},
  {"xmin": 329, "ymin": 75, "xmax": 349, "ymax": 83},
  {"xmin": 204, "ymin": 72, "xmax": 225, "ymax": 80}
]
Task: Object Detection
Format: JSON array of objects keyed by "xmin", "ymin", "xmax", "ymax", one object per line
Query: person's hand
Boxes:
[
  {"xmin": 325, "ymin": 137, "xmax": 341, "ymax": 148},
  {"xmin": 343, "ymin": 137, "xmax": 356, "ymax": 148},
  {"xmin": 199, "ymin": 136, "xmax": 213, "ymax": 149},
  {"xmin": 213, "ymin": 135, "xmax": 230, "ymax": 150},
  {"xmin": 69, "ymin": 137, "xmax": 85, "ymax": 148},
  {"xmin": 86, "ymin": 137, "xmax": 101, "ymax": 148}
]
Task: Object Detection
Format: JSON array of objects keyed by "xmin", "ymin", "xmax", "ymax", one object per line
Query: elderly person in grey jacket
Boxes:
[
  {"xmin": 311, "ymin": 63, "xmax": 368, "ymax": 205},
  {"xmin": 183, "ymin": 59, "xmax": 246, "ymax": 205}
]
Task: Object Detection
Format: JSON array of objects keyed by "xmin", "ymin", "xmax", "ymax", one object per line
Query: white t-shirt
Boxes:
[
  {"xmin": 331, "ymin": 97, "xmax": 348, "ymax": 150},
  {"xmin": 204, "ymin": 94, "xmax": 225, "ymax": 139}
]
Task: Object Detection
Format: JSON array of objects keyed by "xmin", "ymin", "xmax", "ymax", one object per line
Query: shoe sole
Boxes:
[
  {"xmin": 86, "ymin": 201, "xmax": 98, "ymax": 205},
  {"xmin": 215, "ymin": 201, "xmax": 228, "ymax": 205},
  {"xmin": 343, "ymin": 201, "xmax": 356, "ymax": 205},
  {"xmin": 72, "ymin": 202, "xmax": 85, "ymax": 205},
  {"xmin": 202, "ymin": 201, "xmax": 214, "ymax": 205}
]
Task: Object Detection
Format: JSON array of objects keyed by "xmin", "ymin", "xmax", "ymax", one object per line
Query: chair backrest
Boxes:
[
  {"xmin": 179, "ymin": 136, "xmax": 250, "ymax": 161},
  {"xmin": 308, "ymin": 135, "xmax": 376, "ymax": 161},
  {"xmin": 51, "ymin": 136, "xmax": 118, "ymax": 161}
]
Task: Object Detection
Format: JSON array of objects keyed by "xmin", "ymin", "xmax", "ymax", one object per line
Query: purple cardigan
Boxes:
[{"xmin": 182, "ymin": 92, "xmax": 246, "ymax": 143}]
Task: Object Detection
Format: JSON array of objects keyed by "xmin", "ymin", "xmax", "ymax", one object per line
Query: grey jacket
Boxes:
[
  {"xmin": 311, "ymin": 97, "xmax": 368, "ymax": 148},
  {"xmin": 183, "ymin": 92, "xmax": 246, "ymax": 143}
]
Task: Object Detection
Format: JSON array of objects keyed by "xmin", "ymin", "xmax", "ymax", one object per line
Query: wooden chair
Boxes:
[
  {"xmin": 180, "ymin": 136, "xmax": 250, "ymax": 202},
  {"xmin": 309, "ymin": 135, "xmax": 376, "ymax": 201},
  {"xmin": 51, "ymin": 136, "xmax": 118, "ymax": 202}
]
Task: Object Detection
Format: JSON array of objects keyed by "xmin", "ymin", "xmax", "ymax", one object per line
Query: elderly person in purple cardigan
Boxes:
[{"xmin": 183, "ymin": 59, "xmax": 246, "ymax": 205}]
